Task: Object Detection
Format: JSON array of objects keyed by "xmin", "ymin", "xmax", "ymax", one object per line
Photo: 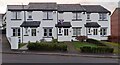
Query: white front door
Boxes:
[{"xmin": 58, "ymin": 28, "xmax": 71, "ymax": 41}]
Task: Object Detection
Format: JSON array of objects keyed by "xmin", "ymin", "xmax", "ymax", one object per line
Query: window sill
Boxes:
[
  {"xmin": 87, "ymin": 34, "xmax": 92, "ymax": 35},
  {"xmin": 100, "ymin": 35, "xmax": 108, "ymax": 37},
  {"xmin": 98, "ymin": 20, "xmax": 108, "ymax": 21},
  {"xmin": 11, "ymin": 36, "xmax": 20, "ymax": 37},
  {"xmin": 72, "ymin": 36, "xmax": 77, "ymax": 37},
  {"xmin": 43, "ymin": 19, "xmax": 53, "ymax": 20},
  {"xmin": 72, "ymin": 19, "xmax": 82, "ymax": 21},
  {"xmin": 43, "ymin": 36, "xmax": 53, "ymax": 38},
  {"xmin": 11, "ymin": 19, "xmax": 22, "ymax": 20},
  {"xmin": 86, "ymin": 20, "xmax": 91, "ymax": 21},
  {"xmin": 27, "ymin": 19, "xmax": 33, "ymax": 20},
  {"xmin": 58, "ymin": 34, "xmax": 62, "ymax": 36},
  {"xmin": 24, "ymin": 35, "xmax": 29, "ymax": 36}
]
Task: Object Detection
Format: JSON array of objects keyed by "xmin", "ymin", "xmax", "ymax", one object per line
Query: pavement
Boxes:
[{"xmin": 1, "ymin": 33, "xmax": 120, "ymax": 59}]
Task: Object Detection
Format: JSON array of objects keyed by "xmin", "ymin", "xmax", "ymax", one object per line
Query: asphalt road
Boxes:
[{"xmin": 2, "ymin": 53, "xmax": 118, "ymax": 63}]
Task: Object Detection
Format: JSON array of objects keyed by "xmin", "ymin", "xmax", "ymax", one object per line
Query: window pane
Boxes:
[
  {"xmin": 49, "ymin": 33, "xmax": 52, "ymax": 36},
  {"xmin": 99, "ymin": 14, "xmax": 102, "ymax": 19},
  {"xmin": 18, "ymin": 28, "xmax": 20, "ymax": 36},
  {"xmin": 64, "ymin": 29, "xmax": 68, "ymax": 36},
  {"xmin": 48, "ymin": 12, "xmax": 53, "ymax": 19},
  {"xmin": 12, "ymin": 12, "xmax": 16, "ymax": 19},
  {"xmin": 44, "ymin": 29, "xmax": 47, "ymax": 32},
  {"xmin": 77, "ymin": 13, "xmax": 81, "ymax": 19},
  {"xmin": 32, "ymin": 29, "xmax": 36, "ymax": 36},
  {"xmin": 28, "ymin": 11, "xmax": 32, "ymax": 19},
  {"xmin": 87, "ymin": 14, "xmax": 90, "ymax": 19},
  {"xmin": 17, "ymin": 12, "xmax": 21, "ymax": 19},
  {"xmin": 49, "ymin": 29, "xmax": 52, "ymax": 33},
  {"xmin": 73, "ymin": 13, "xmax": 76, "ymax": 19},
  {"xmin": 44, "ymin": 33, "xmax": 47, "ymax": 36},
  {"xmin": 73, "ymin": 28, "xmax": 76, "ymax": 36},
  {"xmin": 43, "ymin": 11, "xmax": 47, "ymax": 19},
  {"xmin": 77, "ymin": 28, "xmax": 81, "ymax": 36},
  {"xmin": 59, "ymin": 28, "xmax": 61, "ymax": 33}
]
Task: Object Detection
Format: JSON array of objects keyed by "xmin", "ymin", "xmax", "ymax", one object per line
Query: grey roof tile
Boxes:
[
  {"xmin": 20, "ymin": 21, "xmax": 40, "ymax": 27},
  {"xmin": 55, "ymin": 22, "xmax": 71, "ymax": 28},
  {"xmin": 58, "ymin": 4, "xmax": 85, "ymax": 12},
  {"xmin": 85, "ymin": 22, "xmax": 101, "ymax": 27},
  {"xmin": 28, "ymin": 2, "xmax": 57, "ymax": 10},
  {"xmin": 82, "ymin": 5, "xmax": 110, "ymax": 13}
]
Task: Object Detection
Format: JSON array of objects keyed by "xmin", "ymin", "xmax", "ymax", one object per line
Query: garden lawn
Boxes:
[{"xmin": 72, "ymin": 42, "xmax": 97, "ymax": 51}]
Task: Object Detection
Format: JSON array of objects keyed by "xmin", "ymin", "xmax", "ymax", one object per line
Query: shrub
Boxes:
[
  {"xmin": 80, "ymin": 46, "xmax": 114, "ymax": 53},
  {"xmin": 52, "ymin": 39, "xmax": 58, "ymax": 43},
  {"xmin": 27, "ymin": 42, "xmax": 67, "ymax": 51},
  {"xmin": 76, "ymin": 36, "xmax": 87, "ymax": 42},
  {"xmin": 86, "ymin": 38, "xmax": 106, "ymax": 46}
]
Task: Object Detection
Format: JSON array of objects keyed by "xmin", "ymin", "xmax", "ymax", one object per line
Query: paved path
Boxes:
[
  {"xmin": 64, "ymin": 42, "xmax": 79, "ymax": 54},
  {"xmin": 2, "ymin": 34, "xmax": 11, "ymax": 52},
  {"xmin": 19, "ymin": 44, "xmax": 28, "ymax": 50}
]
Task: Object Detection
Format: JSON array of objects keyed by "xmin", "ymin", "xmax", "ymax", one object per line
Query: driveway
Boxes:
[{"xmin": 2, "ymin": 32, "xmax": 11, "ymax": 52}]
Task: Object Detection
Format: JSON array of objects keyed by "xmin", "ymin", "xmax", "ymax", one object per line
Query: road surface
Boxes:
[{"xmin": 2, "ymin": 53, "xmax": 118, "ymax": 63}]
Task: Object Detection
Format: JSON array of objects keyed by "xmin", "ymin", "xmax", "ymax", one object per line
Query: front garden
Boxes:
[
  {"xmin": 72, "ymin": 37, "xmax": 114, "ymax": 54},
  {"xmin": 27, "ymin": 40, "xmax": 67, "ymax": 51},
  {"xmin": 24, "ymin": 37, "xmax": 115, "ymax": 54}
]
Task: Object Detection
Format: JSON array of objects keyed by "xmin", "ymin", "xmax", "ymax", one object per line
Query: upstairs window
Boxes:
[
  {"xmin": 11, "ymin": 11, "xmax": 21, "ymax": 20},
  {"xmin": 72, "ymin": 12, "xmax": 82, "ymax": 21},
  {"xmin": 43, "ymin": 11, "xmax": 53, "ymax": 20},
  {"xmin": 87, "ymin": 13, "xmax": 90, "ymax": 20},
  {"xmin": 99, "ymin": 13, "xmax": 107, "ymax": 20},
  {"xmin": 27, "ymin": 11, "xmax": 32, "ymax": 20}
]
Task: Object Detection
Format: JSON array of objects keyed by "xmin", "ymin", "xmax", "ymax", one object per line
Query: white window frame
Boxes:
[
  {"xmin": 64, "ymin": 28, "xmax": 68, "ymax": 36},
  {"xmin": 100, "ymin": 28, "xmax": 107, "ymax": 36},
  {"xmin": 12, "ymin": 28, "xmax": 20, "ymax": 36},
  {"xmin": 24, "ymin": 27, "xmax": 28, "ymax": 35},
  {"xmin": 11, "ymin": 11, "xmax": 21, "ymax": 20},
  {"xmin": 87, "ymin": 28, "xmax": 91, "ymax": 34},
  {"xmin": 99, "ymin": 13, "xmax": 107, "ymax": 20},
  {"xmin": 93, "ymin": 28, "xmax": 98, "ymax": 35},
  {"xmin": 87, "ymin": 13, "xmax": 90, "ymax": 20},
  {"xmin": 72, "ymin": 12, "xmax": 82, "ymax": 20},
  {"xmin": 43, "ymin": 28, "xmax": 53, "ymax": 37},
  {"xmin": 31, "ymin": 28, "xmax": 36, "ymax": 36},
  {"xmin": 27, "ymin": 11, "xmax": 32, "ymax": 19},
  {"xmin": 43, "ymin": 11, "xmax": 53, "ymax": 20},
  {"xmin": 73, "ymin": 27, "xmax": 82, "ymax": 36}
]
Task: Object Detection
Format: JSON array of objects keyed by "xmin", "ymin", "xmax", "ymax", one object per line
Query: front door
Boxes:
[{"xmin": 58, "ymin": 28, "xmax": 71, "ymax": 41}]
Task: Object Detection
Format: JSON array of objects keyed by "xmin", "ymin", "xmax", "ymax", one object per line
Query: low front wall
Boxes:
[{"xmin": 7, "ymin": 37, "xmax": 18, "ymax": 49}]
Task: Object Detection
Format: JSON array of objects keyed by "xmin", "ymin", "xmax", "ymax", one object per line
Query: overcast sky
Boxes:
[{"xmin": 0, "ymin": 0, "xmax": 119, "ymax": 14}]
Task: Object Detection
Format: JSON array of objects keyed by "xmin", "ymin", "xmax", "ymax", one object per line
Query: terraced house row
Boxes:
[{"xmin": 4, "ymin": 2, "xmax": 111, "ymax": 49}]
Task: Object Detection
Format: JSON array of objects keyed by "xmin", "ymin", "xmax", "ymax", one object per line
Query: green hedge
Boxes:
[
  {"xmin": 80, "ymin": 46, "xmax": 113, "ymax": 53},
  {"xmin": 86, "ymin": 38, "xmax": 106, "ymax": 46},
  {"xmin": 27, "ymin": 43, "xmax": 67, "ymax": 51}
]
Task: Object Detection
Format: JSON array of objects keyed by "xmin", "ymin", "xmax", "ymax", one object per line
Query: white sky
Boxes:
[{"xmin": 0, "ymin": 0, "xmax": 119, "ymax": 14}]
